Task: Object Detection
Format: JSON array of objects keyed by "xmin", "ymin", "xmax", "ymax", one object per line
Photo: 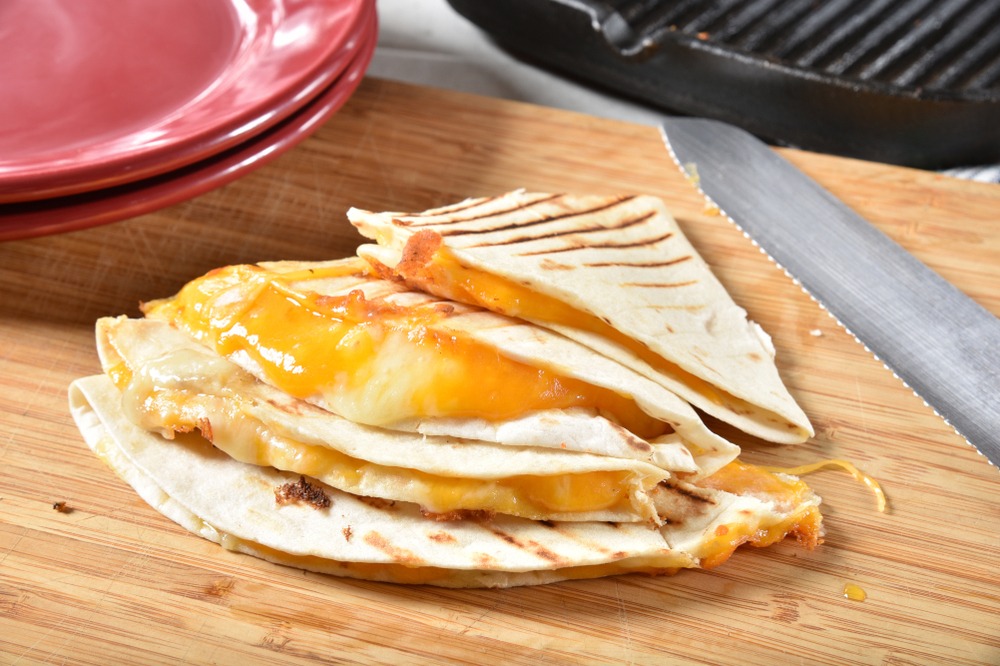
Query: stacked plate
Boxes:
[{"xmin": 0, "ymin": 0, "xmax": 377, "ymax": 241}]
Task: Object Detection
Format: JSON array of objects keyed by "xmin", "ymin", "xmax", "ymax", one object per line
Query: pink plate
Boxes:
[
  {"xmin": 0, "ymin": 0, "xmax": 370, "ymax": 203},
  {"xmin": 0, "ymin": 11, "xmax": 376, "ymax": 242}
]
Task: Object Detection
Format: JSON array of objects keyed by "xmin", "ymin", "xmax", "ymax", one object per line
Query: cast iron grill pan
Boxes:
[{"xmin": 446, "ymin": 0, "xmax": 1000, "ymax": 169}]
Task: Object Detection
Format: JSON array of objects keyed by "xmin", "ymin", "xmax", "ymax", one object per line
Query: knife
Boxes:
[{"xmin": 659, "ymin": 117, "xmax": 1000, "ymax": 469}]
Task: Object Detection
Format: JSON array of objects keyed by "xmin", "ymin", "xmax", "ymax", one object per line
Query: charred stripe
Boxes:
[
  {"xmin": 466, "ymin": 209, "xmax": 653, "ymax": 249},
  {"xmin": 445, "ymin": 195, "xmax": 636, "ymax": 238},
  {"xmin": 583, "ymin": 255, "xmax": 692, "ymax": 269},
  {"xmin": 621, "ymin": 280, "xmax": 699, "ymax": 288},
  {"xmin": 400, "ymin": 193, "xmax": 564, "ymax": 228},
  {"xmin": 517, "ymin": 230, "xmax": 672, "ymax": 256}
]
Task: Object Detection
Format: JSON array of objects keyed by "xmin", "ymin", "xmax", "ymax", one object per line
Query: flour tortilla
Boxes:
[
  {"xmin": 69, "ymin": 373, "xmax": 822, "ymax": 588},
  {"xmin": 348, "ymin": 191, "xmax": 813, "ymax": 444},
  {"xmin": 142, "ymin": 257, "xmax": 739, "ymax": 477}
]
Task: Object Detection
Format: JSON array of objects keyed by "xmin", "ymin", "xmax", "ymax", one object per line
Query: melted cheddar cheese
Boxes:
[
  {"xmin": 142, "ymin": 260, "xmax": 667, "ymax": 437},
  {"xmin": 390, "ymin": 237, "xmax": 733, "ymax": 406},
  {"xmin": 693, "ymin": 460, "xmax": 823, "ymax": 568}
]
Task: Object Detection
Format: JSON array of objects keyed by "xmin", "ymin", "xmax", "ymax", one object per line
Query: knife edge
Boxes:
[{"xmin": 658, "ymin": 118, "xmax": 1000, "ymax": 470}]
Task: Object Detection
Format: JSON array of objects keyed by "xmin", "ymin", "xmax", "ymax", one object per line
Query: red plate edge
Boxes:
[
  {"xmin": 0, "ymin": 10, "xmax": 377, "ymax": 243},
  {"xmin": 0, "ymin": 0, "xmax": 372, "ymax": 203}
]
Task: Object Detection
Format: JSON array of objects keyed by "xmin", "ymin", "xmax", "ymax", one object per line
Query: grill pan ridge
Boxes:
[{"xmin": 446, "ymin": 0, "xmax": 1000, "ymax": 168}]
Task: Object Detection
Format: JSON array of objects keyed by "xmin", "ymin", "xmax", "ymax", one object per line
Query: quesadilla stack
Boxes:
[
  {"xmin": 70, "ymin": 192, "xmax": 823, "ymax": 588},
  {"xmin": 349, "ymin": 191, "xmax": 813, "ymax": 444}
]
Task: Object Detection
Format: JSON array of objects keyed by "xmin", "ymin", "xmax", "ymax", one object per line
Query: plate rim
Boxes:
[
  {"xmin": 0, "ymin": 0, "xmax": 371, "ymax": 200},
  {"xmin": 0, "ymin": 10, "xmax": 377, "ymax": 243}
]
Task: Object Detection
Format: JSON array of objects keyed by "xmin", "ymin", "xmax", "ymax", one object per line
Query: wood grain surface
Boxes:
[{"xmin": 1, "ymin": 78, "xmax": 998, "ymax": 665}]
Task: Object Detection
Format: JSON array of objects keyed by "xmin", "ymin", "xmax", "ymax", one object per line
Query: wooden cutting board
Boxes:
[{"xmin": 1, "ymin": 78, "xmax": 998, "ymax": 665}]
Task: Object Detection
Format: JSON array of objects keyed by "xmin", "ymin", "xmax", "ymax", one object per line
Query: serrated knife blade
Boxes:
[{"xmin": 660, "ymin": 117, "xmax": 1000, "ymax": 468}]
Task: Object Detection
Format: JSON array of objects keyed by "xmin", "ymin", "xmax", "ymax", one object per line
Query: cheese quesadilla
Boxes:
[
  {"xmin": 96, "ymin": 315, "xmax": 692, "ymax": 523},
  {"xmin": 69, "ymin": 191, "xmax": 826, "ymax": 587},
  {"xmin": 348, "ymin": 191, "xmax": 812, "ymax": 444},
  {"xmin": 70, "ymin": 373, "xmax": 822, "ymax": 588},
  {"xmin": 140, "ymin": 256, "xmax": 738, "ymax": 477}
]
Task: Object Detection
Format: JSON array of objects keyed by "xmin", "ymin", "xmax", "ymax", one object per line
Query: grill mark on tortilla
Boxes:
[
  {"xmin": 516, "ymin": 230, "xmax": 673, "ymax": 256},
  {"xmin": 363, "ymin": 531, "xmax": 424, "ymax": 566},
  {"xmin": 540, "ymin": 522, "xmax": 616, "ymax": 556},
  {"xmin": 647, "ymin": 304, "xmax": 706, "ymax": 313},
  {"xmin": 474, "ymin": 553, "xmax": 499, "ymax": 568},
  {"xmin": 438, "ymin": 195, "xmax": 634, "ymax": 238},
  {"xmin": 621, "ymin": 280, "xmax": 699, "ymax": 289},
  {"xmin": 399, "ymin": 193, "xmax": 564, "ymax": 228},
  {"xmin": 463, "ymin": 209, "xmax": 651, "ymax": 249},
  {"xmin": 410, "ymin": 196, "xmax": 497, "ymax": 218},
  {"xmin": 608, "ymin": 421, "xmax": 655, "ymax": 452},
  {"xmin": 583, "ymin": 256, "xmax": 692, "ymax": 269},
  {"xmin": 657, "ymin": 479, "xmax": 717, "ymax": 505},
  {"xmin": 428, "ymin": 531, "xmax": 458, "ymax": 544},
  {"xmin": 487, "ymin": 526, "xmax": 566, "ymax": 565}
]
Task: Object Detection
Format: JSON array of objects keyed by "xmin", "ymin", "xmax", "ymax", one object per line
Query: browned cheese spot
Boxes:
[
  {"xmin": 434, "ymin": 302, "xmax": 456, "ymax": 314},
  {"xmin": 196, "ymin": 417, "xmax": 214, "ymax": 444},
  {"xmin": 364, "ymin": 257, "xmax": 404, "ymax": 283},
  {"xmin": 397, "ymin": 229, "xmax": 443, "ymax": 278},
  {"xmin": 274, "ymin": 476, "xmax": 331, "ymax": 510}
]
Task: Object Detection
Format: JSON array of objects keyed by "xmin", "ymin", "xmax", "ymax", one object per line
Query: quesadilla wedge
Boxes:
[
  {"xmin": 141, "ymin": 256, "xmax": 739, "ymax": 477},
  {"xmin": 96, "ymin": 315, "xmax": 698, "ymax": 524},
  {"xmin": 348, "ymin": 191, "xmax": 813, "ymax": 444},
  {"xmin": 69, "ymin": 372, "xmax": 823, "ymax": 588},
  {"xmin": 68, "ymin": 190, "xmax": 829, "ymax": 587}
]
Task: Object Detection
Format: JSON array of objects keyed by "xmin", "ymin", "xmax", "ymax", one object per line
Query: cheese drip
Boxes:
[
  {"xmin": 142, "ymin": 261, "xmax": 668, "ymax": 437},
  {"xmin": 693, "ymin": 460, "xmax": 823, "ymax": 568}
]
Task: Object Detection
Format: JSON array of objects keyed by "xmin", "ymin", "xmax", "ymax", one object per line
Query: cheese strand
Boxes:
[{"xmin": 764, "ymin": 459, "xmax": 887, "ymax": 513}]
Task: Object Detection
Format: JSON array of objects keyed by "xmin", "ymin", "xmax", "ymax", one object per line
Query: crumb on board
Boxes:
[
  {"xmin": 809, "ymin": 329, "xmax": 823, "ymax": 337},
  {"xmin": 52, "ymin": 501, "xmax": 72, "ymax": 514}
]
